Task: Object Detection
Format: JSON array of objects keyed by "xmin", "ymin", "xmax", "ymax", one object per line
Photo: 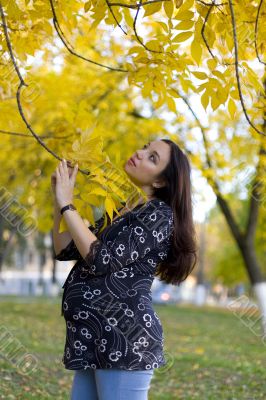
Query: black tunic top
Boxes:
[{"xmin": 55, "ymin": 198, "xmax": 174, "ymax": 371}]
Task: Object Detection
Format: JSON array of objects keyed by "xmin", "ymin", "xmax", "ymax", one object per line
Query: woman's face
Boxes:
[{"xmin": 123, "ymin": 140, "xmax": 171, "ymax": 191}]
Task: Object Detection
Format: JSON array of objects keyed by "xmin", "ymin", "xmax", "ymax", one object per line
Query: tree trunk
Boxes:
[{"xmin": 194, "ymin": 220, "xmax": 207, "ymax": 306}]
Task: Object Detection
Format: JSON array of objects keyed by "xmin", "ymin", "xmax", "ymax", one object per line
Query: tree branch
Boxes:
[
  {"xmin": 105, "ymin": 0, "xmax": 127, "ymax": 35},
  {"xmin": 255, "ymin": 0, "xmax": 266, "ymax": 66},
  {"xmin": 172, "ymin": 87, "xmax": 245, "ymax": 245},
  {"xmin": 48, "ymin": 0, "xmax": 128, "ymax": 73},
  {"xmin": 0, "ymin": 3, "xmax": 89, "ymax": 174},
  {"xmin": 245, "ymin": 79, "xmax": 266, "ymax": 241},
  {"xmin": 0, "ymin": 129, "xmax": 74, "ymax": 140},
  {"xmin": 228, "ymin": 0, "xmax": 266, "ymax": 137}
]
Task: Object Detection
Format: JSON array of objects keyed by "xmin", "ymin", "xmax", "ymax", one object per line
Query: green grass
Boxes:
[{"xmin": 0, "ymin": 296, "xmax": 265, "ymax": 399}]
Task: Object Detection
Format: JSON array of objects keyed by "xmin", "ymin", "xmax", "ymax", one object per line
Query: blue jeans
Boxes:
[{"xmin": 70, "ymin": 368, "xmax": 154, "ymax": 400}]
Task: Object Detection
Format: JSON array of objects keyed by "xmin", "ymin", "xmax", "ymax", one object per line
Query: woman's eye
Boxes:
[{"xmin": 142, "ymin": 144, "xmax": 155, "ymax": 162}]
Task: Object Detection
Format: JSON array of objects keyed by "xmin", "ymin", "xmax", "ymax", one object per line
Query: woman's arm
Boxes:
[
  {"xmin": 52, "ymin": 202, "xmax": 73, "ymax": 255},
  {"xmin": 59, "ymin": 207, "xmax": 98, "ymax": 260}
]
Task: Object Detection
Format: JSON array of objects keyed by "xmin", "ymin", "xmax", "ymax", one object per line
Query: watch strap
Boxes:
[{"xmin": 60, "ymin": 204, "xmax": 77, "ymax": 215}]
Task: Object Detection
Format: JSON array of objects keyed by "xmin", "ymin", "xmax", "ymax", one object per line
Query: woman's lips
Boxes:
[{"xmin": 128, "ymin": 157, "xmax": 136, "ymax": 166}]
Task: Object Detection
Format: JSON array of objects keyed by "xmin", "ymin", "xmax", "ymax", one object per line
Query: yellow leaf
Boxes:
[
  {"xmin": 228, "ymin": 98, "xmax": 237, "ymax": 119},
  {"xmin": 145, "ymin": 40, "xmax": 161, "ymax": 52},
  {"xmin": 167, "ymin": 96, "xmax": 177, "ymax": 112},
  {"xmin": 175, "ymin": 0, "xmax": 183, "ymax": 8},
  {"xmin": 153, "ymin": 94, "xmax": 165, "ymax": 108},
  {"xmin": 84, "ymin": 1, "xmax": 91, "ymax": 12},
  {"xmin": 207, "ymin": 58, "xmax": 218, "ymax": 70},
  {"xmin": 192, "ymin": 71, "xmax": 208, "ymax": 80},
  {"xmin": 230, "ymin": 89, "xmax": 240, "ymax": 100},
  {"xmin": 172, "ymin": 31, "xmax": 193, "ymax": 42},
  {"xmin": 167, "ymin": 88, "xmax": 180, "ymax": 98},
  {"xmin": 191, "ymin": 39, "xmax": 202, "ymax": 65},
  {"xmin": 105, "ymin": 196, "xmax": 117, "ymax": 220},
  {"xmin": 59, "ymin": 217, "xmax": 68, "ymax": 234},
  {"xmin": 143, "ymin": 2, "xmax": 162, "ymax": 17},
  {"xmin": 89, "ymin": 187, "xmax": 107, "ymax": 196},
  {"xmin": 155, "ymin": 21, "xmax": 169, "ymax": 33},
  {"xmin": 212, "ymin": 70, "xmax": 225, "ymax": 81},
  {"xmin": 174, "ymin": 10, "xmax": 194, "ymax": 20},
  {"xmin": 177, "ymin": 0, "xmax": 194, "ymax": 11},
  {"xmin": 211, "ymin": 92, "xmax": 220, "ymax": 111},
  {"xmin": 174, "ymin": 20, "xmax": 194, "ymax": 30},
  {"xmin": 84, "ymin": 204, "xmax": 95, "ymax": 226},
  {"xmin": 164, "ymin": 0, "xmax": 174, "ymax": 19},
  {"xmin": 128, "ymin": 46, "xmax": 145, "ymax": 55},
  {"xmin": 201, "ymin": 90, "xmax": 209, "ymax": 110}
]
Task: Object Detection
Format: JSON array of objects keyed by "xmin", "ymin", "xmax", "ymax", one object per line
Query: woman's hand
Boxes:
[
  {"xmin": 54, "ymin": 159, "xmax": 78, "ymax": 209},
  {"xmin": 51, "ymin": 161, "xmax": 75, "ymax": 196}
]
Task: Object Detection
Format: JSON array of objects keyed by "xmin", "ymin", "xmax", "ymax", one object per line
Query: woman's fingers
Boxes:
[
  {"xmin": 58, "ymin": 161, "xmax": 66, "ymax": 178},
  {"xmin": 70, "ymin": 163, "xmax": 78, "ymax": 185},
  {"xmin": 62, "ymin": 158, "xmax": 68, "ymax": 174},
  {"xmin": 55, "ymin": 166, "xmax": 61, "ymax": 182}
]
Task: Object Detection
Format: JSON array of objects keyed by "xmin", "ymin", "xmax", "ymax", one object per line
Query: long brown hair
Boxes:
[{"xmin": 152, "ymin": 139, "xmax": 198, "ymax": 285}]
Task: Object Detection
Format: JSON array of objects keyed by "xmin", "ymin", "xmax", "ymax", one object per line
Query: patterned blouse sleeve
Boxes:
[
  {"xmin": 54, "ymin": 238, "xmax": 82, "ymax": 261},
  {"xmin": 83, "ymin": 201, "xmax": 174, "ymax": 276},
  {"xmin": 54, "ymin": 216, "xmax": 105, "ymax": 261}
]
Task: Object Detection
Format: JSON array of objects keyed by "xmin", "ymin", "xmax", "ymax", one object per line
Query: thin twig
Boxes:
[
  {"xmin": 109, "ymin": 0, "xmax": 170, "ymax": 8},
  {"xmin": 49, "ymin": 0, "xmax": 128, "ymax": 73},
  {"xmin": 196, "ymin": 0, "xmax": 227, "ymax": 6},
  {"xmin": 0, "ymin": 129, "xmax": 74, "ymax": 139},
  {"xmin": 228, "ymin": 0, "xmax": 265, "ymax": 137},
  {"xmin": 255, "ymin": 0, "xmax": 266, "ymax": 66},
  {"xmin": 200, "ymin": 0, "xmax": 234, "ymax": 65},
  {"xmin": 0, "ymin": 3, "xmax": 90, "ymax": 174},
  {"xmin": 201, "ymin": 1, "xmax": 216, "ymax": 59},
  {"xmin": 133, "ymin": 0, "xmax": 171, "ymax": 55},
  {"xmin": 105, "ymin": 0, "xmax": 127, "ymax": 35}
]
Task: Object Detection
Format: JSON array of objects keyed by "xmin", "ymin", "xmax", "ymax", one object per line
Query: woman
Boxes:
[{"xmin": 51, "ymin": 139, "xmax": 197, "ymax": 400}]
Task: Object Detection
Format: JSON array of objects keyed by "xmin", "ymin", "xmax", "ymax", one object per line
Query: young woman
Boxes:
[{"xmin": 51, "ymin": 139, "xmax": 197, "ymax": 400}]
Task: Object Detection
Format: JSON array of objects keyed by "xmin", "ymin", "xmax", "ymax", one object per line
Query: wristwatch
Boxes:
[{"xmin": 60, "ymin": 203, "xmax": 77, "ymax": 215}]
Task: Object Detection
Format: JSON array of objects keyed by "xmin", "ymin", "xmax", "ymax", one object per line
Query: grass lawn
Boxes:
[{"xmin": 0, "ymin": 296, "xmax": 265, "ymax": 399}]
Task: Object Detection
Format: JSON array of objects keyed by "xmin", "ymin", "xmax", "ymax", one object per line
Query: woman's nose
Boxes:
[{"xmin": 136, "ymin": 150, "xmax": 142, "ymax": 159}]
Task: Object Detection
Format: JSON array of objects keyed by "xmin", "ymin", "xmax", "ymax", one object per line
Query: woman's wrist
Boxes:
[{"xmin": 53, "ymin": 201, "xmax": 61, "ymax": 215}]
